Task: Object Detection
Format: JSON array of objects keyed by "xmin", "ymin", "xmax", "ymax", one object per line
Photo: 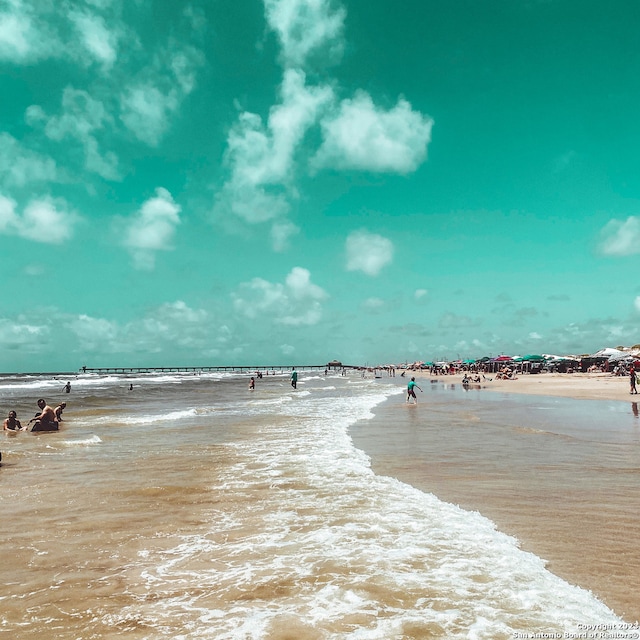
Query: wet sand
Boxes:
[{"xmin": 352, "ymin": 373, "xmax": 640, "ymax": 622}]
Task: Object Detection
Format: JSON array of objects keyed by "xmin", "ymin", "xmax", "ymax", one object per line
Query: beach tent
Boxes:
[{"xmin": 591, "ymin": 348, "xmax": 626, "ymax": 358}]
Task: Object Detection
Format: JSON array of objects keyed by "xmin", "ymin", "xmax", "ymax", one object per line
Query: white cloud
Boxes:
[
  {"xmin": 263, "ymin": 0, "xmax": 346, "ymax": 68},
  {"xmin": 271, "ymin": 220, "xmax": 300, "ymax": 252},
  {"xmin": 215, "ymin": 69, "xmax": 333, "ymax": 224},
  {"xmin": 119, "ymin": 41, "xmax": 204, "ymax": 146},
  {"xmin": 635, "ymin": 297, "xmax": 640, "ymax": 313},
  {"xmin": 0, "ymin": 317, "xmax": 49, "ymax": 350},
  {"xmin": 120, "ymin": 84, "xmax": 179, "ymax": 147},
  {"xmin": 0, "ymin": 194, "xmax": 20, "ymax": 232},
  {"xmin": 69, "ymin": 9, "xmax": 118, "ymax": 68},
  {"xmin": 345, "ymin": 229, "xmax": 394, "ymax": 276},
  {"xmin": 66, "ymin": 300, "xmax": 213, "ymax": 355},
  {"xmin": 27, "ymin": 86, "xmax": 120, "ymax": 180},
  {"xmin": 414, "ymin": 289, "xmax": 428, "ymax": 301},
  {"xmin": 0, "ymin": 0, "xmax": 61, "ymax": 63},
  {"xmin": 68, "ymin": 314, "xmax": 118, "ymax": 350},
  {"xmin": 312, "ymin": 91, "xmax": 433, "ymax": 174},
  {"xmin": 0, "ymin": 193, "xmax": 78, "ymax": 244},
  {"xmin": 0, "ymin": 133, "xmax": 58, "ymax": 188},
  {"xmin": 0, "ymin": 3, "xmax": 32, "ymax": 61},
  {"xmin": 362, "ymin": 297, "xmax": 386, "ymax": 313},
  {"xmin": 123, "ymin": 188, "xmax": 181, "ymax": 270},
  {"xmin": 0, "ymin": 1, "xmax": 124, "ymax": 67},
  {"xmin": 233, "ymin": 267, "xmax": 328, "ymax": 326},
  {"xmin": 19, "ymin": 197, "xmax": 78, "ymax": 243},
  {"xmin": 599, "ymin": 216, "xmax": 640, "ymax": 256}
]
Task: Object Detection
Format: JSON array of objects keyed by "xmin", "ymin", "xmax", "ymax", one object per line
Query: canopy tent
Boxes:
[
  {"xmin": 591, "ymin": 348, "xmax": 626, "ymax": 358},
  {"xmin": 512, "ymin": 354, "xmax": 545, "ymax": 362}
]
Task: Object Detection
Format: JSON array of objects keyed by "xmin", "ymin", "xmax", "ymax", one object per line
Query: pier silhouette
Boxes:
[{"xmin": 79, "ymin": 363, "xmax": 350, "ymax": 375}]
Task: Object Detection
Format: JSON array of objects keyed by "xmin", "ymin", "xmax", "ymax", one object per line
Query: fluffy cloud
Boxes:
[
  {"xmin": 414, "ymin": 289, "xmax": 428, "ymax": 301},
  {"xmin": 69, "ymin": 9, "xmax": 119, "ymax": 68},
  {"xmin": 312, "ymin": 91, "xmax": 433, "ymax": 173},
  {"xmin": 64, "ymin": 300, "xmax": 214, "ymax": 357},
  {"xmin": 233, "ymin": 267, "xmax": 328, "ymax": 325},
  {"xmin": 68, "ymin": 314, "xmax": 118, "ymax": 351},
  {"xmin": 599, "ymin": 216, "xmax": 640, "ymax": 256},
  {"xmin": 0, "ymin": 0, "xmax": 60, "ymax": 63},
  {"xmin": 120, "ymin": 84, "xmax": 179, "ymax": 147},
  {"xmin": 345, "ymin": 229, "xmax": 394, "ymax": 276},
  {"xmin": 119, "ymin": 41, "xmax": 204, "ymax": 146},
  {"xmin": 0, "ymin": 193, "xmax": 78, "ymax": 244},
  {"xmin": 271, "ymin": 220, "xmax": 300, "ymax": 252},
  {"xmin": 0, "ymin": 0, "xmax": 127, "ymax": 68},
  {"xmin": 214, "ymin": 69, "xmax": 333, "ymax": 229},
  {"xmin": 26, "ymin": 87, "xmax": 119, "ymax": 180},
  {"xmin": 264, "ymin": 0, "xmax": 346, "ymax": 68},
  {"xmin": 0, "ymin": 133, "xmax": 58, "ymax": 188},
  {"xmin": 123, "ymin": 187, "xmax": 181, "ymax": 270}
]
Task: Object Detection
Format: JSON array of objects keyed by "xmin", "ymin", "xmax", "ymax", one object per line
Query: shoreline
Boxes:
[
  {"xmin": 402, "ymin": 369, "xmax": 636, "ymax": 403},
  {"xmin": 353, "ymin": 371, "xmax": 640, "ymax": 621}
]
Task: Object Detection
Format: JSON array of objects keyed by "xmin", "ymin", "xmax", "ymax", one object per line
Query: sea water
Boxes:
[{"xmin": 0, "ymin": 371, "xmax": 625, "ymax": 639}]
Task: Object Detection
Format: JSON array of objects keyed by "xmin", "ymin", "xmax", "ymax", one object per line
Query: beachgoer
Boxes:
[
  {"xmin": 249, "ymin": 376, "xmax": 255, "ymax": 390},
  {"xmin": 63, "ymin": 381, "xmax": 71, "ymax": 393},
  {"xmin": 28, "ymin": 399, "xmax": 59, "ymax": 432},
  {"xmin": 3, "ymin": 411, "xmax": 23, "ymax": 431},
  {"xmin": 54, "ymin": 402, "xmax": 67, "ymax": 421},
  {"xmin": 129, "ymin": 384, "xmax": 134, "ymax": 391},
  {"xmin": 406, "ymin": 376, "xmax": 422, "ymax": 404},
  {"xmin": 631, "ymin": 368, "xmax": 637, "ymax": 395},
  {"xmin": 291, "ymin": 368, "xmax": 298, "ymax": 389}
]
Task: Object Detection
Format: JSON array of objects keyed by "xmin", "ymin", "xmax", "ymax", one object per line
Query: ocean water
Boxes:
[{"xmin": 0, "ymin": 370, "xmax": 626, "ymax": 639}]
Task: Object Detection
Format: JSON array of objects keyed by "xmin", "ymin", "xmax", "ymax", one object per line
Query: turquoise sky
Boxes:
[{"xmin": 2, "ymin": 0, "xmax": 640, "ymax": 371}]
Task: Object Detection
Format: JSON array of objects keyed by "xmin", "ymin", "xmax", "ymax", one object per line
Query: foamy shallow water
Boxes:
[{"xmin": 0, "ymin": 371, "xmax": 623, "ymax": 638}]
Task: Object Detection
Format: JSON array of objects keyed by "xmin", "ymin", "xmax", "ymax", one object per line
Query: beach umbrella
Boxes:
[{"xmin": 492, "ymin": 355, "xmax": 513, "ymax": 362}]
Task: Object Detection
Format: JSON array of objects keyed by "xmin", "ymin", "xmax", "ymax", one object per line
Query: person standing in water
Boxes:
[
  {"xmin": 406, "ymin": 376, "xmax": 422, "ymax": 404},
  {"xmin": 249, "ymin": 376, "xmax": 255, "ymax": 390},
  {"xmin": 63, "ymin": 381, "xmax": 71, "ymax": 393},
  {"xmin": 290, "ymin": 368, "xmax": 298, "ymax": 389}
]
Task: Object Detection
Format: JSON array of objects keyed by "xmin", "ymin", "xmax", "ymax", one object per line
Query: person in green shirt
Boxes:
[
  {"xmin": 291, "ymin": 369, "xmax": 298, "ymax": 389},
  {"xmin": 406, "ymin": 377, "xmax": 422, "ymax": 404}
]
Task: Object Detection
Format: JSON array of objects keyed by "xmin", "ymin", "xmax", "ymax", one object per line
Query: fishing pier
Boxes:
[{"xmin": 79, "ymin": 362, "xmax": 349, "ymax": 375}]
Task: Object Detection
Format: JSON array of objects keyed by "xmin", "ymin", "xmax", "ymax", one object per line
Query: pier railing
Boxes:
[{"xmin": 78, "ymin": 364, "xmax": 353, "ymax": 374}]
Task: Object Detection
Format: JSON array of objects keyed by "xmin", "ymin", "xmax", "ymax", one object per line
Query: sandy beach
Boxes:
[
  {"xmin": 410, "ymin": 369, "xmax": 637, "ymax": 403},
  {"xmin": 352, "ymin": 370, "xmax": 640, "ymax": 622}
]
